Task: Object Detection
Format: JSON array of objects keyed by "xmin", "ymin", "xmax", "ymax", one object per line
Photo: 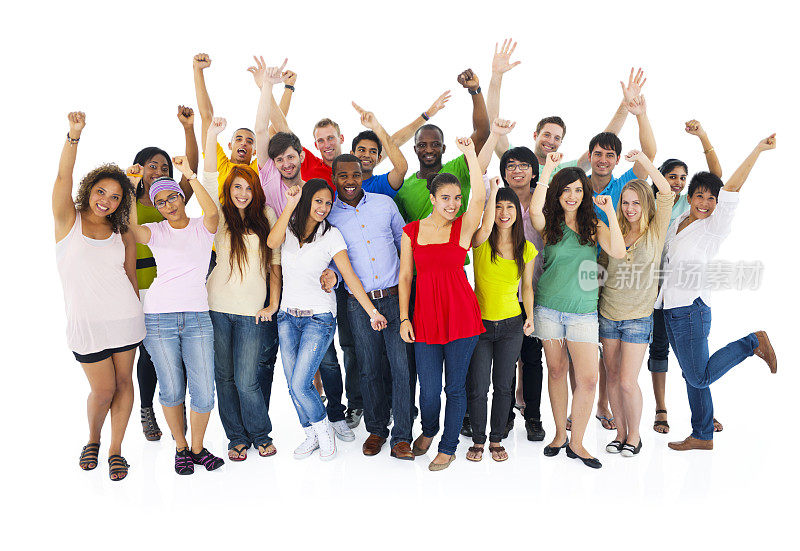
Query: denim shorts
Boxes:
[
  {"xmin": 599, "ymin": 313, "xmax": 654, "ymax": 344},
  {"xmin": 533, "ymin": 305, "xmax": 599, "ymax": 344}
]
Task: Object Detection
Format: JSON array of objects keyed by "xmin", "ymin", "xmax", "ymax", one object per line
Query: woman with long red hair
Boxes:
[{"xmin": 203, "ymin": 117, "xmax": 282, "ymax": 461}]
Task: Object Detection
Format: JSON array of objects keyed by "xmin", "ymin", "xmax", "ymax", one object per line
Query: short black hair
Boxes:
[
  {"xmin": 500, "ymin": 146, "xmax": 540, "ymax": 189},
  {"xmin": 658, "ymin": 158, "xmax": 689, "ymax": 176},
  {"xmin": 133, "ymin": 146, "xmax": 172, "ymax": 199},
  {"xmin": 352, "ymin": 130, "xmax": 382, "ymax": 156},
  {"xmin": 687, "ymin": 171, "xmax": 723, "ymax": 199},
  {"xmin": 332, "ymin": 153, "xmax": 362, "ymax": 175},
  {"xmin": 588, "ymin": 132, "xmax": 622, "ymax": 157},
  {"xmin": 233, "ymin": 127, "xmax": 255, "ymax": 136},
  {"xmin": 268, "ymin": 132, "xmax": 303, "ymax": 160},
  {"xmin": 414, "ymin": 123, "xmax": 444, "ymax": 144}
]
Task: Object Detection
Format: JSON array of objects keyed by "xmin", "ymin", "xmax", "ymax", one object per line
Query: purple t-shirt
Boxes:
[{"xmin": 142, "ymin": 217, "xmax": 215, "ymax": 313}]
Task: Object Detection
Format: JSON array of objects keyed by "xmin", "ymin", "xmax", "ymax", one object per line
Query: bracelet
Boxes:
[
  {"xmin": 66, "ymin": 132, "xmax": 80, "ymax": 145},
  {"xmin": 284, "ymin": 84, "xmax": 295, "ymax": 91},
  {"xmin": 187, "ymin": 173, "xmax": 197, "ymax": 181},
  {"xmin": 400, "ymin": 318, "xmax": 410, "ymax": 324},
  {"xmin": 421, "ymin": 112, "xmax": 430, "ymax": 121},
  {"xmin": 468, "ymin": 86, "xmax": 481, "ymax": 96},
  {"xmin": 703, "ymin": 147, "xmax": 714, "ymax": 154}
]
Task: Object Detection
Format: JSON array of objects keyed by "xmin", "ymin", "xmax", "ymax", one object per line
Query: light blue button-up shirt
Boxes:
[{"xmin": 327, "ymin": 191, "xmax": 404, "ymax": 293}]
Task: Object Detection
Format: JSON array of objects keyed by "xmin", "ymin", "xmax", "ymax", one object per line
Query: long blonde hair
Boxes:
[{"xmin": 616, "ymin": 179, "xmax": 659, "ymax": 252}]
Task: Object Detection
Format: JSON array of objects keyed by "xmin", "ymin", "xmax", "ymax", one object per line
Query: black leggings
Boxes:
[{"xmin": 137, "ymin": 343, "xmax": 158, "ymax": 409}]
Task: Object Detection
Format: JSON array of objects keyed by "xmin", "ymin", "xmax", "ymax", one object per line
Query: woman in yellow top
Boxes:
[{"xmin": 465, "ymin": 178, "xmax": 536, "ymax": 462}]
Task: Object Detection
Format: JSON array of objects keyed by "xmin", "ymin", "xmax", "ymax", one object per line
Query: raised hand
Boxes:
[
  {"xmin": 177, "ymin": 105, "xmax": 195, "ymax": 128},
  {"xmin": 545, "ymin": 151, "xmax": 564, "ymax": 169},
  {"xmin": 284, "ymin": 185, "xmax": 301, "ymax": 210},
  {"xmin": 352, "ymin": 101, "xmax": 378, "ymax": 130},
  {"xmin": 457, "ymin": 68, "xmax": 480, "ymax": 92},
  {"xmin": 427, "ymin": 90, "xmax": 451, "ymax": 118},
  {"xmin": 491, "ymin": 118, "xmax": 516, "ymax": 135},
  {"xmin": 626, "ymin": 95, "xmax": 647, "ymax": 116},
  {"xmin": 126, "ymin": 164, "xmax": 143, "ymax": 185},
  {"xmin": 208, "ymin": 116, "xmax": 227, "ymax": 137},
  {"xmin": 255, "ymin": 304, "xmax": 279, "ymax": 323},
  {"xmin": 624, "ymin": 149, "xmax": 647, "ymax": 164},
  {"xmin": 756, "ymin": 133, "xmax": 777, "ymax": 152},
  {"xmin": 67, "ymin": 111, "xmax": 86, "ymax": 137},
  {"xmin": 319, "ymin": 268, "xmax": 337, "ymax": 293},
  {"xmin": 247, "ymin": 55, "xmax": 267, "ymax": 89},
  {"xmin": 489, "ymin": 176, "xmax": 501, "ymax": 194},
  {"xmin": 370, "ymin": 311, "xmax": 388, "ymax": 331},
  {"xmin": 260, "ymin": 60, "xmax": 287, "ymax": 88},
  {"xmin": 523, "ymin": 318, "xmax": 534, "ymax": 336},
  {"xmin": 455, "ymin": 136, "xmax": 475, "ymax": 154},
  {"xmin": 172, "ymin": 156, "xmax": 194, "ymax": 178},
  {"xmin": 684, "ymin": 119, "xmax": 706, "ymax": 137},
  {"xmin": 492, "ymin": 38, "xmax": 521, "ymax": 74},
  {"xmin": 281, "ymin": 69, "xmax": 297, "ymax": 86},
  {"xmin": 193, "ymin": 53, "xmax": 211, "ymax": 70},
  {"xmin": 593, "ymin": 194, "xmax": 616, "ymax": 216},
  {"xmin": 620, "ymin": 67, "xmax": 647, "ymax": 104}
]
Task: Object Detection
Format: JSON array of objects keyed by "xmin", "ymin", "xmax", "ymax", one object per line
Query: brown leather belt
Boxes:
[{"xmin": 352, "ymin": 285, "xmax": 398, "ymax": 300}]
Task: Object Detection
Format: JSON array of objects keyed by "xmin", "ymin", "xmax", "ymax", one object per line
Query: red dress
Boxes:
[{"xmin": 404, "ymin": 216, "xmax": 484, "ymax": 345}]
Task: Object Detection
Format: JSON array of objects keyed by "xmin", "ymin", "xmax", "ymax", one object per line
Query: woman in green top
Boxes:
[
  {"xmin": 529, "ymin": 152, "xmax": 625, "ymax": 469},
  {"xmin": 465, "ymin": 179, "xmax": 536, "ymax": 463}
]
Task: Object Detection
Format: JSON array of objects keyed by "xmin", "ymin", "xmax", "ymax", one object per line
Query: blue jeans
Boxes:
[
  {"xmin": 347, "ymin": 294, "xmax": 412, "ymax": 446},
  {"xmin": 415, "ymin": 335, "xmax": 479, "ymax": 455},
  {"xmin": 210, "ymin": 311, "xmax": 271, "ymax": 448},
  {"xmin": 256, "ymin": 290, "xmax": 279, "ymax": 423},
  {"xmin": 663, "ymin": 298, "xmax": 758, "ymax": 440},
  {"xmin": 143, "ymin": 312, "xmax": 215, "ymax": 414},
  {"xmin": 277, "ymin": 310, "xmax": 336, "ymax": 427},
  {"xmin": 336, "ymin": 285, "xmax": 363, "ymax": 410}
]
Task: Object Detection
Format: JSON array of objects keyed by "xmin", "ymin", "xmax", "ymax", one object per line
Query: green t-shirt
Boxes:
[
  {"xmin": 474, "ymin": 240, "xmax": 538, "ymax": 321},
  {"xmin": 535, "ymin": 222, "xmax": 599, "ymax": 314},
  {"xmin": 135, "ymin": 200, "xmax": 164, "ymax": 290},
  {"xmin": 538, "ymin": 158, "xmax": 579, "ymax": 184},
  {"xmin": 394, "ymin": 155, "xmax": 471, "ymax": 223}
]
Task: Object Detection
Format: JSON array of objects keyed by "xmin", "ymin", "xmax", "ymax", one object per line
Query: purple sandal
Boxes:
[
  {"xmin": 174, "ymin": 448, "xmax": 194, "ymax": 475},
  {"xmin": 190, "ymin": 448, "xmax": 224, "ymax": 471}
]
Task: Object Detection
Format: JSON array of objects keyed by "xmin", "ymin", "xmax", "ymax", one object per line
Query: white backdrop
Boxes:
[{"xmin": 2, "ymin": 0, "xmax": 797, "ymax": 549}]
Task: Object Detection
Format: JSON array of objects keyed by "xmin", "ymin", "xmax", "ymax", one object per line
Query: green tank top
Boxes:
[
  {"xmin": 135, "ymin": 200, "xmax": 163, "ymax": 290},
  {"xmin": 535, "ymin": 222, "xmax": 599, "ymax": 314}
]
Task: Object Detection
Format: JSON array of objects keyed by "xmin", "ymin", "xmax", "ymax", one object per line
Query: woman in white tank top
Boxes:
[{"xmin": 53, "ymin": 112, "xmax": 144, "ymax": 482}]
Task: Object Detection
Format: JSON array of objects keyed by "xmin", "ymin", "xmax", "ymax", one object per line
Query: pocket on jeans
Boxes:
[{"xmin": 311, "ymin": 313, "xmax": 335, "ymax": 328}]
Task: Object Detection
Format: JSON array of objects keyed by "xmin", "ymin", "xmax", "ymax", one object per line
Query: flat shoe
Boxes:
[
  {"xmin": 428, "ymin": 455, "xmax": 456, "ymax": 472},
  {"xmin": 543, "ymin": 438, "xmax": 569, "ymax": 457},
  {"xmin": 605, "ymin": 440, "xmax": 623, "ymax": 454},
  {"xmin": 566, "ymin": 444, "xmax": 602, "ymax": 469},
  {"xmin": 620, "ymin": 439, "xmax": 642, "ymax": 457},
  {"xmin": 412, "ymin": 435, "xmax": 431, "ymax": 456}
]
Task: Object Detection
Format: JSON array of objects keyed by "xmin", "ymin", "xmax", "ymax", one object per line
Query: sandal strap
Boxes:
[
  {"xmin": 654, "ymin": 420, "xmax": 669, "ymax": 427},
  {"xmin": 655, "ymin": 409, "xmax": 668, "ymax": 414},
  {"xmin": 488, "ymin": 446, "xmax": 506, "ymax": 452},
  {"xmin": 467, "ymin": 446, "xmax": 484, "ymax": 453}
]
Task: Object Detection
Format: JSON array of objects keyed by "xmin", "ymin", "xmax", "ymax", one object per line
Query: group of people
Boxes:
[{"xmin": 54, "ymin": 40, "xmax": 778, "ymax": 481}]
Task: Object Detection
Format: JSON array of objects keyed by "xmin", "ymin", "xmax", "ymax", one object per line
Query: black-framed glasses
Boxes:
[
  {"xmin": 155, "ymin": 193, "xmax": 181, "ymax": 209},
  {"xmin": 506, "ymin": 162, "xmax": 531, "ymax": 172}
]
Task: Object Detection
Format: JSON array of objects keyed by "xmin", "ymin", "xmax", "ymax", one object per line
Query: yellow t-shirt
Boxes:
[
  {"xmin": 473, "ymin": 239, "xmax": 538, "ymax": 321},
  {"xmin": 215, "ymin": 142, "xmax": 258, "ymax": 200}
]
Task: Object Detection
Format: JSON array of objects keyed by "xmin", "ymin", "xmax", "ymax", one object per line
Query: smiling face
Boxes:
[
  {"xmin": 154, "ymin": 189, "xmax": 186, "ymax": 222},
  {"xmin": 274, "ymin": 146, "xmax": 303, "ymax": 181},
  {"xmin": 143, "ymin": 154, "xmax": 170, "ymax": 187},
  {"xmin": 665, "ymin": 166, "xmax": 688, "ymax": 195},
  {"xmin": 504, "ymin": 158, "xmax": 534, "ymax": 190},
  {"xmin": 533, "ymin": 123, "xmax": 564, "ymax": 160},
  {"xmin": 309, "ymin": 188, "xmax": 333, "ymax": 223},
  {"xmin": 229, "ymin": 176, "xmax": 253, "ymax": 211},
  {"xmin": 559, "ymin": 179, "xmax": 584, "ymax": 213},
  {"xmin": 334, "ymin": 161, "xmax": 363, "ymax": 205},
  {"xmin": 495, "ymin": 199, "xmax": 517, "ymax": 229},
  {"xmin": 352, "ymin": 139, "xmax": 380, "ymax": 174},
  {"xmin": 229, "ymin": 129, "xmax": 256, "ymax": 164},
  {"xmin": 590, "ymin": 145, "xmax": 620, "ymax": 178},
  {"xmin": 88, "ymin": 178, "xmax": 123, "ymax": 218},
  {"xmin": 314, "ymin": 125, "xmax": 344, "ymax": 163},
  {"xmin": 620, "ymin": 188, "xmax": 643, "ymax": 225},
  {"xmin": 430, "ymin": 183, "xmax": 461, "ymax": 220},
  {"xmin": 414, "ymin": 128, "xmax": 445, "ymax": 169},
  {"xmin": 688, "ymin": 188, "xmax": 718, "ymax": 220}
]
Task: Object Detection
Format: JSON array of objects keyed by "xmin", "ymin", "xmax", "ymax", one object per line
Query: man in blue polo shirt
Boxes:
[
  {"xmin": 350, "ymin": 103, "xmax": 407, "ymax": 197},
  {"xmin": 326, "ymin": 154, "xmax": 414, "ymax": 461}
]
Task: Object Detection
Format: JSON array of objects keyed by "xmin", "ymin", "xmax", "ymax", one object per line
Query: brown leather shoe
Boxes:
[
  {"xmin": 362, "ymin": 434, "xmax": 386, "ymax": 456},
  {"xmin": 753, "ymin": 331, "xmax": 777, "ymax": 373},
  {"xmin": 668, "ymin": 435, "xmax": 713, "ymax": 451},
  {"xmin": 412, "ymin": 435, "xmax": 431, "ymax": 456},
  {"xmin": 390, "ymin": 441, "xmax": 414, "ymax": 461}
]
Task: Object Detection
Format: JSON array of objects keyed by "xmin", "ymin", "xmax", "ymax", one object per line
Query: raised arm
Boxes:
[
  {"xmin": 486, "ymin": 38, "xmax": 521, "ymax": 157},
  {"xmin": 268, "ymin": 68, "xmax": 298, "ymax": 138},
  {"xmin": 124, "ymin": 165, "xmax": 152, "ymax": 245},
  {"xmin": 389, "ymin": 90, "xmax": 451, "ymax": 148},
  {"xmin": 478, "ymin": 118, "xmax": 516, "ymax": 173},
  {"xmin": 53, "ymin": 112, "xmax": 84, "ymax": 241},
  {"xmin": 267, "ymin": 186, "xmax": 300, "ymax": 249},
  {"xmin": 472, "ymin": 177, "xmax": 500, "ymax": 247},
  {"xmin": 723, "ymin": 134, "xmax": 776, "ymax": 192},
  {"xmin": 173, "ymin": 155, "xmax": 218, "ymax": 233},
  {"xmin": 457, "ymin": 69, "xmax": 491, "ymax": 155},
  {"xmin": 352, "ymin": 102, "xmax": 408, "ymax": 189},
  {"xmin": 192, "ymin": 53, "xmax": 214, "ymax": 148},
  {"xmin": 685, "ymin": 120, "xmax": 722, "ymax": 178},
  {"xmin": 254, "ymin": 63, "xmax": 286, "ymax": 168},
  {"xmin": 530, "ymin": 152, "xmax": 562, "ymax": 232},
  {"xmin": 177, "ymin": 105, "xmax": 198, "ymax": 200},
  {"xmin": 625, "ymin": 149, "xmax": 670, "ymax": 195},
  {"xmin": 456, "ymin": 137, "xmax": 487, "ymax": 244},
  {"xmin": 248, "ymin": 56, "xmax": 292, "ymax": 135},
  {"xmin": 205, "ymin": 117, "xmax": 226, "ymax": 174},
  {"xmin": 627, "ymin": 95, "xmax": 657, "ymax": 179},
  {"xmin": 594, "ymin": 196, "xmax": 625, "ymax": 259}
]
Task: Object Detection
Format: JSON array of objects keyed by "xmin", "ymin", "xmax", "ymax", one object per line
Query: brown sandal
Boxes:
[
  {"xmin": 466, "ymin": 446, "xmax": 484, "ymax": 462},
  {"xmin": 488, "ymin": 445, "xmax": 508, "ymax": 462}
]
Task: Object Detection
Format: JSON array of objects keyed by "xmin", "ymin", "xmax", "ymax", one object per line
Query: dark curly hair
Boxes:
[
  {"xmin": 542, "ymin": 167, "xmax": 597, "ymax": 246},
  {"xmin": 74, "ymin": 163, "xmax": 135, "ymax": 234}
]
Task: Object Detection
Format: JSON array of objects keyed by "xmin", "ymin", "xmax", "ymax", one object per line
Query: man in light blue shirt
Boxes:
[{"xmin": 326, "ymin": 154, "xmax": 414, "ymax": 460}]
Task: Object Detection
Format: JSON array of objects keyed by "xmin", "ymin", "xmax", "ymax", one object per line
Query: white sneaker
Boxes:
[
  {"xmin": 293, "ymin": 426, "xmax": 319, "ymax": 459},
  {"xmin": 311, "ymin": 418, "xmax": 337, "ymax": 461},
  {"xmin": 331, "ymin": 419, "xmax": 356, "ymax": 442}
]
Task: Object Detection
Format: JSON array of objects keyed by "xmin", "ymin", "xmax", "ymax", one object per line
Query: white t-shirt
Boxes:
[{"xmin": 281, "ymin": 223, "xmax": 347, "ymax": 315}]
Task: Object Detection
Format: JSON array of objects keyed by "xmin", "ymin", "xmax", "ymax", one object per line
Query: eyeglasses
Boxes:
[
  {"xmin": 506, "ymin": 162, "xmax": 531, "ymax": 172},
  {"xmin": 155, "ymin": 193, "xmax": 181, "ymax": 209}
]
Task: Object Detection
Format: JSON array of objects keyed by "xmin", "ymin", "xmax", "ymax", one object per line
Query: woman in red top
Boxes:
[{"xmin": 399, "ymin": 136, "xmax": 487, "ymax": 471}]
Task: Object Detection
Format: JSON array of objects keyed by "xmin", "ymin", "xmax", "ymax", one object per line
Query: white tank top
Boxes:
[{"xmin": 56, "ymin": 212, "xmax": 146, "ymax": 355}]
